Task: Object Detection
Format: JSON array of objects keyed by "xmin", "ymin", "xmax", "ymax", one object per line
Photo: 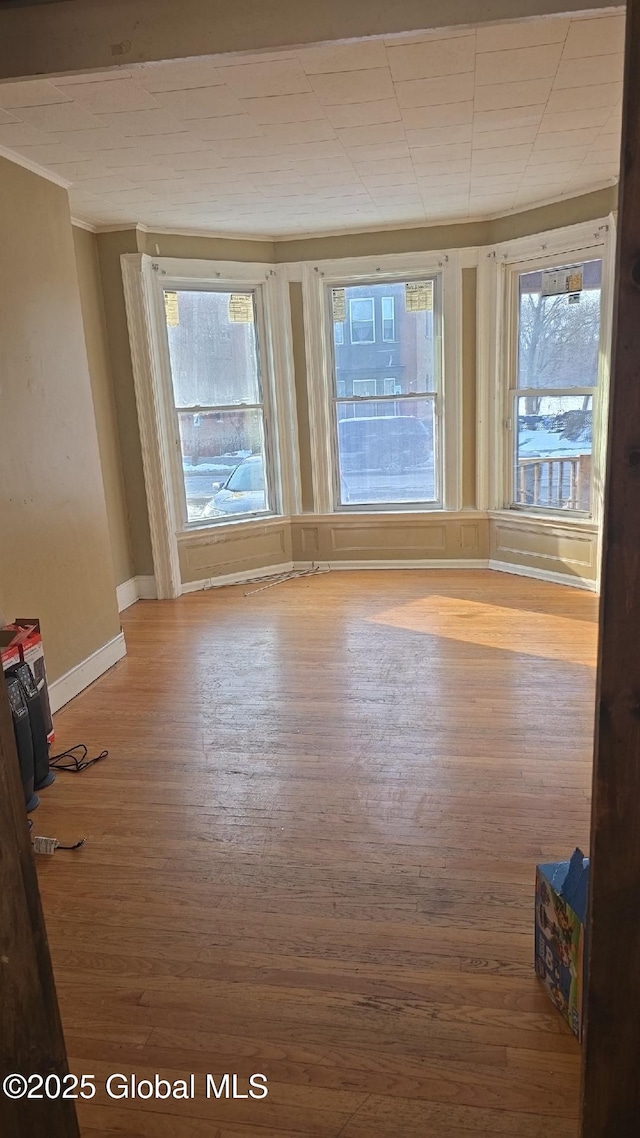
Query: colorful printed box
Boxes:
[{"xmin": 535, "ymin": 848, "xmax": 589, "ymax": 1040}]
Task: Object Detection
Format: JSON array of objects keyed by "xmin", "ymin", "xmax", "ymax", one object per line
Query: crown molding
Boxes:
[
  {"xmin": 484, "ymin": 178, "xmax": 618, "ymax": 222},
  {"xmin": 91, "ymin": 220, "xmax": 276, "ymax": 242},
  {"xmin": 61, "ymin": 181, "xmax": 619, "ymax": 246},
  {"xmin": 143, "ymin": 222, "xmax": 276, "ymax": 243},
  {"xmin": 93, "ymin": 222, "xmax": 143, "ymax": 234},
  {"xmin": 70, "ymin": 216, "xmax": 98, "ymax": 233},
  {"xmin": 0, "ymin": 143, "xmax": 71, "ymax": 189}
]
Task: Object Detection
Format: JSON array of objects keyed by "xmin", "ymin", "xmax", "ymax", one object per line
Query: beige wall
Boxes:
[
  {"xmin": 0, "ymin": 0, "xmax": 617, "ymax": 81},
  {"xmin": 0, "ymin": 158, "xmax": 120, "ymax": 680},
  {"xmin": 95, "ymin": 228, "xmax": 155, "ymax": 578},
  {"xmin": 275, "ymin": 187, "xmax": 617, "ymax": 263},
  {"xmin": 73, "ymin": 226, "xmax": 134, "ymax": 587},
  {"xmin": 291, "ymin": 515, "xmax": 489, "ymax": 564},
  {"xmin": 138, "ymin": 230, "xmax": 275, "ymax": 264},
  {"xmin": 489, "ymin": 516, "xmax": 599, "ymax": 582},
  {"xmin": 178, "ymin": 519, "xmax": 293, "ymax": 584}
]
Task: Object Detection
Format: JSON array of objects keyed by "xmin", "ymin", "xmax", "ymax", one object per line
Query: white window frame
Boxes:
[
  {"xmin": 302, "ymin": 250, "xmax": 464, "ymax": 515},
  {"xmin": 352, "ymin": 378, "xmax": 377, "ymax": 397},
  {"xmin": 163, "ymin": 283, "xmax": 276, "ymax": 529},
  {"xmin": 121, "ymin": 254, "xmax": 300, "ymax": 598},
  {"xmin": 505, "ymin": 253, "xmax": 603, "ymax": 518},
  {"xmin": 477, "ymin": 216, "xmax": 615, "ymax": 528},
  {"xmin": 381, "ymin": 295, "xmax": 396, "ymax": 342},
  {"xmin": 349, "ymin": 296, "xmax": 375, "ymax": 344}
]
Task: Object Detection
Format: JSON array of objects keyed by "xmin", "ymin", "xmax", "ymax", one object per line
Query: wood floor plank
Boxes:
[{"xmin": 37, "ymin": 570, "xmax": 595, "ymax": 1136}]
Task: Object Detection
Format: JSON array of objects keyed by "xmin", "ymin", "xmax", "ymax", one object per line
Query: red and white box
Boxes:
[{"xmin": 0, "ymin": 618, "xmax": 55, "ymax": 745}]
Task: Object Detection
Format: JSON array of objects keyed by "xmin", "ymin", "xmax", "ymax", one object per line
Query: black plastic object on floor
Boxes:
[
  {"xmin": 5, "ymin": 674, "xmax": 39, "ymax": 812},
  {"xmin": 7, "ymin": 662, "xmax": 55, "ymax": 791}
]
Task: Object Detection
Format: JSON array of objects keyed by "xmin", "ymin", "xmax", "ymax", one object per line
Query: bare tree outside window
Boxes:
[{"xmin": 512, "ymin": 259, "xmax": 602, "ymax": 513}]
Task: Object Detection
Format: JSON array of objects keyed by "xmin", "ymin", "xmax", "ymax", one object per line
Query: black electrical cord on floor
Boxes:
[{"xmin": 49, "ymin": 743, "xmax": 109, "ymax": 773}]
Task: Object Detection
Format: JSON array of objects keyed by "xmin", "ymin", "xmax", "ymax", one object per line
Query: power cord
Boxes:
[
  {"xmin": 49, "ymin": 744, "xmax": 108, "ymax": 773},
  {"xmin": 27, "ymin": 821, "xmax": 86, "ymax": 855},
  {"xmin": 32, "ymin": 835, "xmax": 87, "ymax": 854},
  {"xmin": 28, "ymin": 742, "xmax": 107, "ymax": 854}
]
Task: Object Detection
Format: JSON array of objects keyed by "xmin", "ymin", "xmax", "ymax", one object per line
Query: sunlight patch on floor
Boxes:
[{"xmin": 369, "ymin": 595, "xmax": 597, "ymax": 667}]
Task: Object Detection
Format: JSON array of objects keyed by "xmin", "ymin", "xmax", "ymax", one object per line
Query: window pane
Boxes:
[
  {"xmin": 177, "ymin": 409, "xmax": 267, "ymax": 523},
  {"xmin": 165, "ymin": 289, "xmax": 260, "ymax": 407},
  {"xmin": 514, "ymin": 395, "xmax": 592, "ymax": 512},
  {"xmin": 335, "ymin": 281, "xmax": 437, "ymax": 397},
  {"xmin": 336, "ymin": 401, "xmax": 436, "ymax": 506},
  {"xmin": 382, "ymin": 296, "xmax": 395, "ymax": 342},
  {"xmin": 349, "ymin": 296, "xmax": 375, "ymax": 343},
  {"xmin": 517, "ymin": 260, "xmax": 602, "ymax": 390}
]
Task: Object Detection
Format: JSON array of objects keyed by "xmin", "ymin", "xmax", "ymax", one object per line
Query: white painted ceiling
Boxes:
[{"xmin": 0, "ymin": 12, "xmax": 624, "ymax": 238}]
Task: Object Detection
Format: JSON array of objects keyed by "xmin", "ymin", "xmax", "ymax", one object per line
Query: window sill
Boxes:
[
  {"xmin": 334, "ymin": 503, "xmax": 443, "ymax": 515},
  {"xmin": 176, "ymin": 513, "xmax": 289, "ymax": 540},
  {"xmin": 488, "ymin": 509, "xmax": 599, "ymax": 533}
]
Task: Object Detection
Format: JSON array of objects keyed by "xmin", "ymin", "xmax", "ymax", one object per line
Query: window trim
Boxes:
[
  {"xmin": 348, "ymin": 295, "xmax": 375, "ymax": 344},
  {"xmin": 159, "ymin": 281, "xmax": 276, "ymax": 530},
  {"xmin": 302, "ymin": 250, "xmax": 463, "ymax": 515},
  {"xmin": 329, "ymin": 275, "xmax": 442, "ymax": 512},
  {"xmin": 477, "ymin": 215, "xmax": 615, "ymax": 532},
  {"xmin": 121, "ymin": 254, "xmax": 300, "ymax": 598},
  {"xmin": 506, "ymin": 255, "xmax": 603, "ymax": 518}
]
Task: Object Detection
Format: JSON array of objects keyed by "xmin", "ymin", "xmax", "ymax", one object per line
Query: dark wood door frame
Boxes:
[
  {"xmin": 0, "ymin": 6, "xmax": 639, "ymax": 1137},
  {"xmin": 582, "ymin": 0, "xmax": 640, "ymax": 1132},
  {"xmin": 0, "ymin": 678, "xmax": 79, "ymax": 1137}
]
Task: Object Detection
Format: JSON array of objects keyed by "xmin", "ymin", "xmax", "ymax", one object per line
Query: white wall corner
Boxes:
[{"xmin": 49, "ymin": 631, "xmax": 127, "ymax": 715}]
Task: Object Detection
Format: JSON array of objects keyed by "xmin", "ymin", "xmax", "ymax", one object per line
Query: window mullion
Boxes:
[
  {"xmin": 512, "ymin": 387, "xmax": 595, "ymax": 399},
  {"xmin": 175, "ymin": 403, "xmax": 263, "ymax": 414},
  {"xmin": 332, "ymin": 392, "xmax": 434, "ymax": 405}
]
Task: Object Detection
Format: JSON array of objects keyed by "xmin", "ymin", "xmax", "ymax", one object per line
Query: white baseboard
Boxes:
[
  {"xmin": 116, "ymin": 574, "xmax": 157, "ymax": 610},
  {"xmin": 181, "ymin": 562, "xmax": 295, "ymax": 593},
  {"xmin": 116, "ymin": 578, "xmax": 138, "ymax": 611},
  {"xmin": 49, "ymin": 631, "xmax": 127, "ymax": 714},
  {"xmin": 180, "ymin": 559, "xmax": 491, "ymax": 593},
  {"xmin": 488, "ymin": 559, "xmax": 598, "ymax": 592},
  {"xmin": 133, "ymin": 558, "xmax": 593, "ymax": 601},
  {"xmin": 305, "ymin": 559, "xmax": 490, "ymax": 571},
  {"xmin": 136, "ymin": 574, "xmax": 157, "ymax": 599}
]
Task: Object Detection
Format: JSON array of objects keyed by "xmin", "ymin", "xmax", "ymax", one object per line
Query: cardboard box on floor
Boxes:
[
  {"xmin": 535, "ymin": 847, "xmax": 589, "ymax": 1040},
  {"xmin": 0, "ymin": 618, "xmax": 54, "ymax": 745}
]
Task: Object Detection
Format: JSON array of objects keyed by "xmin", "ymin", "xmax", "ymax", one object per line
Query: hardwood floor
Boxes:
[{"xmin": 35, "ymin": 570, "xmax": 598, "ymax": 1137}]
